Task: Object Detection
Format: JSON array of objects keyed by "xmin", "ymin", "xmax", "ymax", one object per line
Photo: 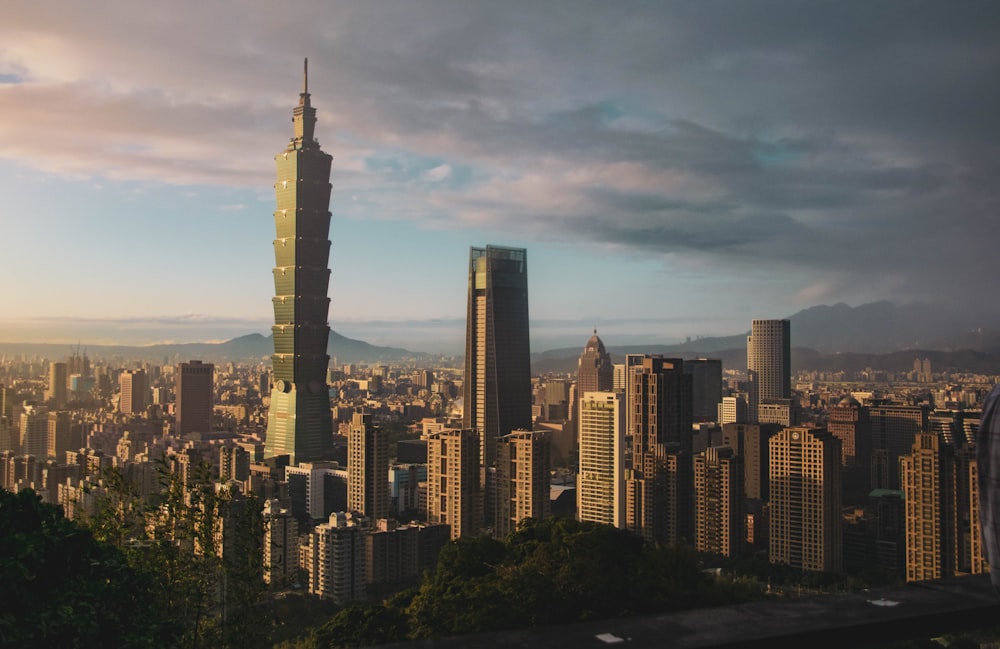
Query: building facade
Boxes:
[
  {"xmin": 265, "ymin": 60, "xmax": 335, "ymax": 465},
  {"xmin": 462, "ymin": 245, "xmax": 532, "ymax": 469},
  {"xmin": 901, "ymin": 432, "xmax": 957, "ymax": 581},
  {"xmin": 495, "ymin": 430, "xmax": 550, "ymax": 537},
  {"xmin": 427, "ymin": 428, "xmax": 481, "ymax": 540},
  {"xmin": 577, "ymin": 391, "xmax": 625, "ymax": 527},
  {"xmin": 175, "ymin": 360, "xmax": 214, "ymax": 436},
  {"xmin": 347, "ymin": 410, "xmax": 389, "ymax": 520},
  {"xmin": 746, "ymin": 319, "xmax": 790, "ymax": 422},
  {"xmin": 769, "ymin": 426, "xmax": 842, "ymax": 572},
  {"xmin": 694, "ymin": 446, "xmax": 744, "ymax": 557}
]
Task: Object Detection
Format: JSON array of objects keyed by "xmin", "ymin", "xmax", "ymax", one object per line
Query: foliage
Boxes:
[
  {"xmin": 301, "ymin": 517, "xmax": 751, "ymax": 647},
  {"xmin": 0, "ymin": 488, "xmax": 165, "ymax": 649}
]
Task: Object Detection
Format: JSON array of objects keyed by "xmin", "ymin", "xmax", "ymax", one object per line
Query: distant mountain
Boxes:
[
  {"xmin": 0, "ymin": 330, "xmax": 427, "ymax": 364},
  {"xmin": 530, "ymin": 301, "xmax": 1000, "ymax": 374}
]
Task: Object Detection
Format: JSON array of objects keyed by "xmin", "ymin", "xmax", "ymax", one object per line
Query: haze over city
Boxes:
[{"xmin": 1, "ymin": 2, "xmax": 998, "ymax": 352}]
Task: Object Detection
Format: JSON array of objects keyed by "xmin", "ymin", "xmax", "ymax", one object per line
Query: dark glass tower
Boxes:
[
  {"xmin": 264, "ymin": 59, "xmax": 335, "ymax": 465},
  {"xmin": 462, "ymin": 245, "xmax": 532, "ymax": 468}
]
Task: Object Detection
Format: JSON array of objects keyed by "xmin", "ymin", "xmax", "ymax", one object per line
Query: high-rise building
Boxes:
[
  {"xmin": 264, "ymin": 60, "xmax": 335, "ymax": 465},
  {"xmin": 901, "ymin": 432, "xmax": 958, "ymax": 581},
  {"xmin": 746, "ymin": 319, "xmax": 790, "ymax": 422},
  {"xmin": 19, "ymin": 403, "xmax": 49, "ymax": 459},
  {"xmin": 577, "ymin": 391, "xmax": 626, "ymax": 527},
  {"xmin": 683, "ymin": 358, "xmax": 722, "ymax": 423},
  {"xmin": 45, "ymin": 362, "xmax": 67, "ymax": 409},
  {"xmin": 47, "ymin": 411, "xmax": 73, "ymax": 460},
  {"xmin": 262, "ymin": 499, "xmax": 299, "ymax": 587},
  {"xmin": 176, "ymin": 360, "xmax": 214, "ymax": 436},
  {"xmin": 769, "ymin": 427, "xmax": 842, "ymax": 573},
  {"xmin": 624, "ymin": 356, "xmax": 693, "ymax": 546},
  {"xmin": 694, "ymin": 446, "xmax": 744, "ymax": 557},
  {"xmin": 718, "ymin": 395, "xmax": 748, "ymax": 425},
  {"xmin": 870, "ymin": 404, "xmax": 929, "ymax": 489},
  {"xmin": 427, "ymin": 429, "xmax": 481, "ymax": 540},
  {"xmin": 347, "ymin": 410, "xmax": 389, "ymax": 520},
  {"xmin": 721, "ymin": 422, "xmax": 780, "ymax": 502},
  {"xmin": 495, "ymin": 430, "xmax": 550, "ymax": 537},
  {"xmin": 303, "ymin": 511, "xmax": 366, "ymax": 603},
  {"xmin": 577, "ymin": 331, "xmax": 614, "ymax": 395},
  {"xmin": 119, "ymin": 370, "xmax": 147, "ymax": 415},
  {"xmin": 462, "ymin": 245, "xmax": 531, "ymax": 468}
]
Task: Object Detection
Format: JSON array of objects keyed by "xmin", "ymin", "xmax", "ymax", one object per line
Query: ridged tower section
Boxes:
[{"xmin": 264, "ymin": 59, "xmax": 335, "ymax": 465}]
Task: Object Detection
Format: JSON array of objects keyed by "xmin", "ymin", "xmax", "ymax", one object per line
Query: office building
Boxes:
[
  {"xmin": 262, "ymin": 499, "xmax": 299, "ymax": 587},
  {"xmin": 265, "ymin": 60, "xmax": 336, "ymax": 465},
  {"xmin": 46, "ymin": 411, "xmax": 74, "ymax": 461},
  {"xmin": 870, "ymin": 404, "xmax": 929, "ymax": 489},
  {"xmin": 577, "ymin": 391, "xmax": 626, "ymax": 527},
  {"xmin": 577, "ymin": 330, "xmax": 614, "ymax": 395},
  {"xmin": 683, "ymin": 358, "xmax": 722, "ymax": 423},
  {"xmin": 285, "ymin": 461, "xmax": 347, "ymax": 524},
  {"xmin": 119, "ymin": 370, "xmax": 147, "ymax": 415},
  {"xmin": 347, "ymin": 410, "xmax": 389, "ymax": 520},
  {"xmin": 747, "ymin": 319, "xmax": 790, "ymax": 422},
  {"xmin": 718, "ymin": 395, "xmax": 748, "ymax": 425},
  {"xmin": 427, "ymin": 428, "xmax": 481, "ymax": 540},
  {"xmin": 462, "ymin": 245, "xmax": 531, "ymax": 468},
  {"xmin": 302, "ymin": 511, "xmax": 366, "ymax": 603},
  {"xmin": 901, "ymin": 433, "xmax": 957, "ymax": 581},
  {"xmin": 495, "ymin": 430, "xmax": 551, "ymax": 537},
  {"xmin": 694, "ymin": 446, "xmax": 744, "ymax": 557},
  {"xmin": 19, "ymin": 403, "xmax": 49, "ymax": 459},
  {"xmin": 176, "ymin": 360, "xmax": 214, "ymax": 436},
  {"xmin": 45, "ymin": 362, "xmax": 67, "ymax": 409},
  {"xmin": 769, "ymin": 427, "xmax": 842, "ymax": 573},
  {"xmin": 721, "ymin": 422, "xmax": 780, "ymax": 502},
  {"xmin": 624, "ymin": 356, "xmax": 693, "ymax": 546}
]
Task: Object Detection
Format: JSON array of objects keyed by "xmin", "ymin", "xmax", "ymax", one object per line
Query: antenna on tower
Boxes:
[{"xmin": 304, "ymin": 57, "xmax": 309, "ymax": 94}]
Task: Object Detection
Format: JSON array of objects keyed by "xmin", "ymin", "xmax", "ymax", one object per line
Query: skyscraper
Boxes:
[
  {"xmin": 347, "ymin": 410, "xmax": 389, "ymax": 520},
  {"xmin": 683, "ymin": 358, "xmax": 722, "ymax": 422},
  {"xmin": 746, "ymin": 319, "xmax": 790, "ymax": 422},
  {"xmin": 119, "ymin": 370, "xmax": 147, "ymax": 415},
  {"xmin": 176, "ymin": 360, "xmax": 214, "ymax": 436},
  {"xmin": 45, "ymin": 362, "xmax": 67, "ymax": 409},
  {"xmin": 265, "ymin": 60, "xmax": 335, "ymax": 465},
  {"xmin": 577, "ymin": 391, "xmax": 626, "ymax": 527},
  {"xmin": 577, "ymin": 330, "xmax": 613, "ymax": 395},
  {"xmin": 769, "ymin": 426, "xmax": 842, "ymax": 573},
  {"xmin": 427, "ymin": 429, "xmax": 481, "ymax": 540},
  {"xmin": 901, "ymin": 432, "xmax": 957, "ymax": 581},
  {"xmin": 495, "ymin": 430, "xmax": 550, "ymax": 537},
  {"xmin": 462, "ymin": 245, "xmax": 531, "ymax": 468},
  {"xmin": 624, "ymin": 356, "xmax": 693, "ymax": 546},
  {"xmin": 694, "ymin": 446, "xmax": 744, "ymax": 557}
]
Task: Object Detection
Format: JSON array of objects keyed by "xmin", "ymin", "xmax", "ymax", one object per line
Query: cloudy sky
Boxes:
[{"xmin": 1, "ymin": 1, "xmax": 997, "ymax": 353}]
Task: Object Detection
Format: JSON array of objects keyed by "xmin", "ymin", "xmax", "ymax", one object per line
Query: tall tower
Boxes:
[
  {"xmin": 347, "ymin": 410, "xmax": 389, "ymax": 520},
  {"xmin": 427, "ymin": 429, "xmax": 482, "ymax": 540},
  {"xmin": 495, "ymin": 430, "xmax": 550, "ymax": 537},
  {"xmin": 901, "ymin": 432, "xmax": 957, "ymax": 581},
  {"xmin": 694, "ymin": 446, "xmax": 744, "ymax": 557},
  {"xmin": 462, "ymin": 245, "xmax": 531, "ymax": 468},
  {"xmin": 119, "ymin": 370, "xmax": 147, "ymax": 415},
  {"xmin": 45, "ymin": 362, "xmax": 67, "ymax": 409},
  {"xmin": 624, "ymin": 356, "xmax": 693, "ymax": 546},
  {"xmin": 746, "ymin": 319, "xmax": 790, "ymax": 422},
  {"xmin": 577, "ymin": 330, "xmax": 613, "ymax": 395},
  {"xmin": 769, "ymin": 426, "xmax": 842, "ymax": 572},
  {"xmin": 176, "ymin": 360, "xmax": 214, "ymax": 436},
  {"xmin": 578, "ymin": 391, "xmax": 626, "ymax": 527},
  {"xmin": 265, "ymin": 59, "xmax": 335, "ymax": 465}
]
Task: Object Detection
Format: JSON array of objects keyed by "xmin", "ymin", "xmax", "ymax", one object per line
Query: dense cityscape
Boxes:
[{"xmin": 2, "ymin": 59, "xmax": 999, "ymax": 648}]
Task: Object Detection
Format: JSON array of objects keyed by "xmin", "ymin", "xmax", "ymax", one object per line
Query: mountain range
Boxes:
[{"xmin": 1, "ymin": 302, "xmax": 998, "ymax": 372}]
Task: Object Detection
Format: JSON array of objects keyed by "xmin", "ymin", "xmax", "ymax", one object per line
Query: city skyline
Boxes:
[{"xmin": 1, "ymin": 3, "xmax": 999, "ymax": 352}]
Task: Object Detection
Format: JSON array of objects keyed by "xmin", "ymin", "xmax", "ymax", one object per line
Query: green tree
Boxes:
[{"xmin": 0, "ymin": 488, "xmax": 165, "ymax": 648}]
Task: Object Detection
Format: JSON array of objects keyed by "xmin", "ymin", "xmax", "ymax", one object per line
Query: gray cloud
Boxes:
[{"xmin": 1, "ymin": 1, "xmax": 998, "ymax": 318}]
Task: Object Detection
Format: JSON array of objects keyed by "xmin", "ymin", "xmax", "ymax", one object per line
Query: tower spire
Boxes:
[
  {"xmin": 291, "ymin": 58, "xmax": 316, "ymax": 146},
  {"xmin": 304, "ymin": 57, "xmax": 309, "ymax": 95}
]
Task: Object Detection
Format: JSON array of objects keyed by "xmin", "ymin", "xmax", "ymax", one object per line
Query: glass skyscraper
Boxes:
[
  {"xmin": 462, "ymin": 245, "xmax": 532, "ymax": 468},
  {"xmin": 264, "ymin": 60, "xmax": 335, "ymax": 465}
]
